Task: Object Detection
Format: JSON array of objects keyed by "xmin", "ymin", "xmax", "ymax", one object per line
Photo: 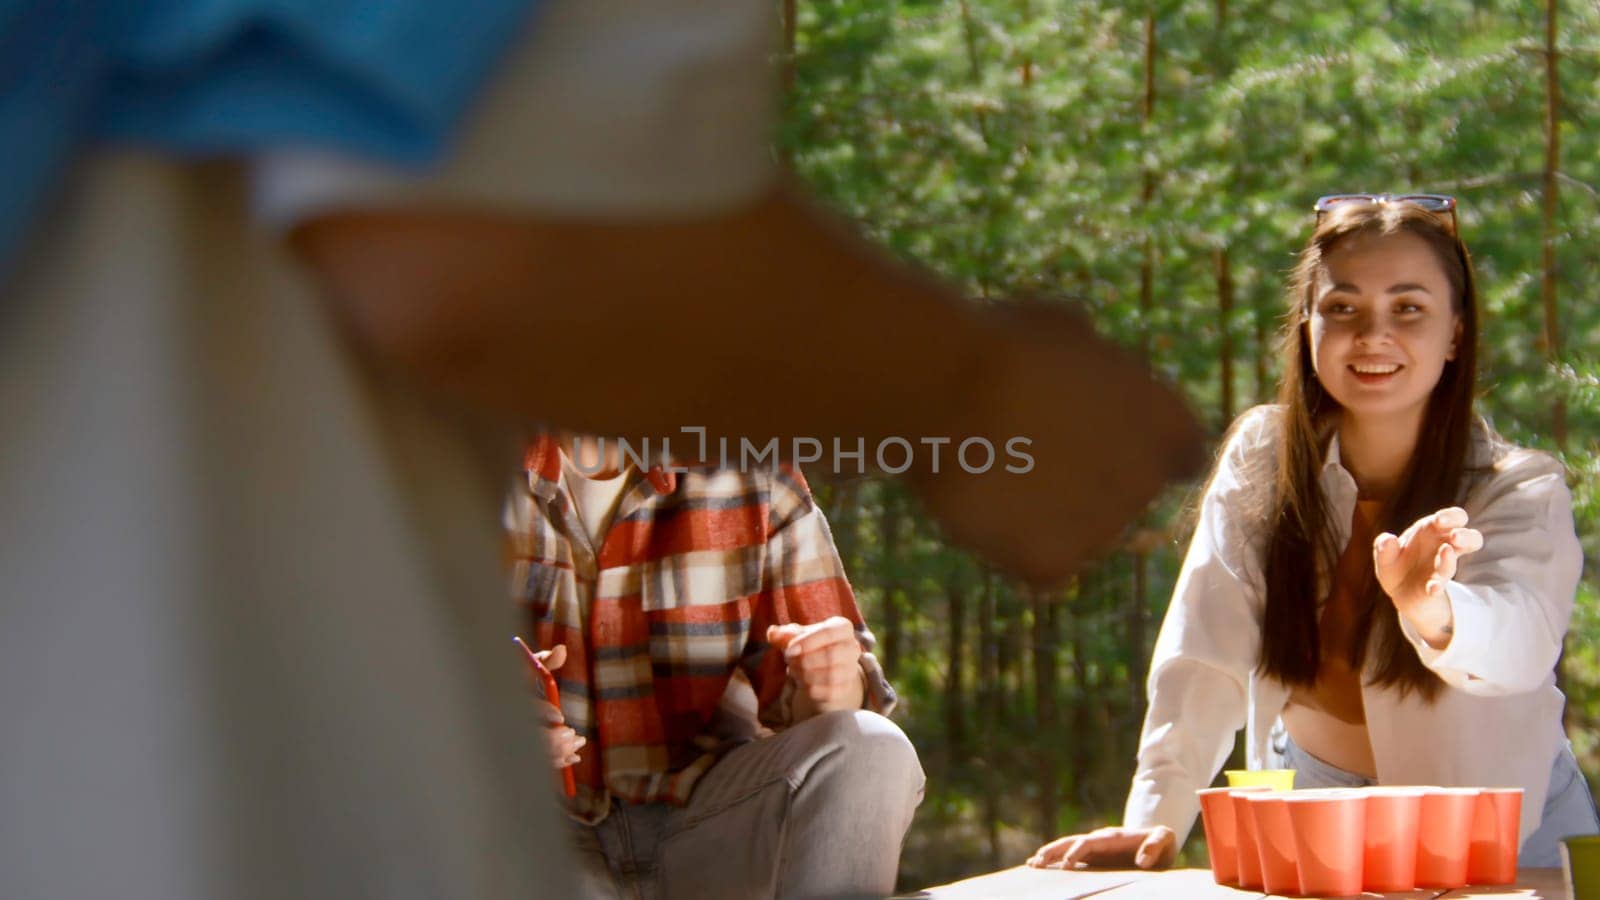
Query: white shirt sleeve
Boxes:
[
  {"xmin": 1399, "ymin": 451, "xmax": 1580, "ymax": 695},
  {"xmin": 1122, "ymin": 406, "xmax": 1275, "ymax": 846},
  {"xmin": 254, "ymin": 0, "xmax": 777, "ymax": 227}
]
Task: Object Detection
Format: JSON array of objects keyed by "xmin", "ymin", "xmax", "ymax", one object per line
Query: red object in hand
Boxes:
[{"xmin": 514, "ymin": 636, "xmax": 577, "ymax": 798}]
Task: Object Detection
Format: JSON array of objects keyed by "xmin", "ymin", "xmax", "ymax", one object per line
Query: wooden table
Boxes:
[{"xmin": 919, "ymin": 866, "xmax": 1569, "ymax": 899}]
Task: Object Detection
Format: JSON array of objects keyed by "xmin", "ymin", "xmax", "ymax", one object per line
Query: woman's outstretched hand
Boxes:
[
  {"xmin": 1026, "ymin": 825, "xmax": 1176, "ymax": 871},
  {"xmin": 1373, "ymin": 506, "xmax": 1483, "ymax": 649}
]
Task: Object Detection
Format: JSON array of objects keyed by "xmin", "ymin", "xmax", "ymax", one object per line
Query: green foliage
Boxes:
[{"xmin": 785, "ymin": 0, "xmax": 1600, "ymax": 888}]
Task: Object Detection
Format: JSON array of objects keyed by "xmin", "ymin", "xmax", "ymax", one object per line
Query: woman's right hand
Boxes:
[
  {"xmin": 1026, "ymin": 825, "xmax": 1176, "ymax": 870},
  {"xmin": 532, "ymin": 644, "xmax": 585, "ymax": 769}
]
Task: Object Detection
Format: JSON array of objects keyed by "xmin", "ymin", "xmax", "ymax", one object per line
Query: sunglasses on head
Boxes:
[{"xmin": 1314, "ymin": 193, "xmax": 1458, "ymax": 234}]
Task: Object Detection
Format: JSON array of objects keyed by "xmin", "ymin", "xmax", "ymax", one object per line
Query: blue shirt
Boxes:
[{"xmin": 0, "ymin": 0, "xmax": 538, "ymax": 273}]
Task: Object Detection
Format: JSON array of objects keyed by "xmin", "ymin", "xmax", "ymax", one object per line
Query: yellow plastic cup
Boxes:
[{"xmin": 1224, "ymin": 769, "xmax": 1297, "ymax": 791}]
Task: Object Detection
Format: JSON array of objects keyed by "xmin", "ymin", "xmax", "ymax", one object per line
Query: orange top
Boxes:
[{"xmin": 1282, "ymin": 499, "xmax": 1382, "ymax": 775}]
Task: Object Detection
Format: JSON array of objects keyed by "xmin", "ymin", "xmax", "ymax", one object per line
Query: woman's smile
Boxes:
[{"xmin": 1348, "ymin": 359, "xmax": 1404, "ymax": 385}]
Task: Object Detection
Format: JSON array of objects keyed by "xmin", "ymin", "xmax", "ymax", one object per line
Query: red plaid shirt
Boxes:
[{"xmin": 506, "ymin": 436, "xmax": 894, "ymax": 823}]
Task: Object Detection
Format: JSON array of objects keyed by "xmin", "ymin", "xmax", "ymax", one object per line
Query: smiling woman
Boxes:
[
  {"xmin": 1309, "ymin": 231, "xmax": 1461, "ymax": 424},
  {"xmin": 1029, "ymin": 196, "xmax": 1600, "ymax": 874},
  {"xmin": 1266, "ymin": 200, "xmax": 1481, "ymax": 727}
]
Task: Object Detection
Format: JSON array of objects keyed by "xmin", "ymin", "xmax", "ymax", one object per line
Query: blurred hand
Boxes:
[
  {"xmin": 767, "ymin": 617, "xmax": 864, "ymax": 719},
  {"xmin": 912, "ymin": 300, "xmax": 1205, "ymax": 587},
  {"xmin": 1374, "ymin": 506, "xmax": 1483, "ymax": 648},
  {"xmin": 1027, "ymin": 825, "xmax": 1176, "ymax": 871},
  {"xmin": 531, "ymin": 644, "xmax": 584, "ymax": 769}
]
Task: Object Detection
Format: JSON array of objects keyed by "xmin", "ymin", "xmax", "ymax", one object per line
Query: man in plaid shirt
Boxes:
[{"xmin": 507, "ymin": 434, "xmax": 923, "ymax": 899}]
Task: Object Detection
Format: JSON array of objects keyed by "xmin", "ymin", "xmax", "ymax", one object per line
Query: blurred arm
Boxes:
[{"xmin": 288, "ymin": 187, "xmax": 999, "ymax": 445}]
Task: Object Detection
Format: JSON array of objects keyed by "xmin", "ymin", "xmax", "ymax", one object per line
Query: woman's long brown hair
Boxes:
[{"xmin": 1258, "ymin": 201, "xmax": 1480, "ymax": 701}]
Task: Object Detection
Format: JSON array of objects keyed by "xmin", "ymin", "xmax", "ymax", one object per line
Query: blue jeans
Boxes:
[{"xmin": 1279, "ymin": 733, "xmax": 1600, "ymax": 868}]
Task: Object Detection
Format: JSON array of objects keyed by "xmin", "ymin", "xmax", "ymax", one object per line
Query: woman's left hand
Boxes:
[{"xmin": 1374, "ymin": 506, "xmax": 1484, "ymax": 648}]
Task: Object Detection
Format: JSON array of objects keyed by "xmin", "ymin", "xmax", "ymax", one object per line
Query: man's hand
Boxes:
[
  {"xmin": 1374, "ymin": 506, "xmax": 1483, "ymax": 649},
  {"xmin": 911, "ymin": 300, "xmax": 1206, "ymax": 587},
  {"xmin": 531, "ymin": 644, "xmax": 585, "ymax": 769},
  {"xmin": 1027, "ymin": 825, "xmax": 1177, "ymax": 871},
  {"xmin": 766, "ymin": 617, "xmax": 865, "ymax": 721}
]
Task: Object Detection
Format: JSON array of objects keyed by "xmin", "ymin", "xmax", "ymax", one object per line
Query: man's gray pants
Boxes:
[{"xmin": 570, "ymin": 710, "xmax": 925, "ymax": 900}]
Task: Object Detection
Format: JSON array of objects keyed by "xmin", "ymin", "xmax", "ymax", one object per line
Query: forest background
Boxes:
[{"xmin": 776, "ymin": 0, "xmax": 1600, "ymax": 887}]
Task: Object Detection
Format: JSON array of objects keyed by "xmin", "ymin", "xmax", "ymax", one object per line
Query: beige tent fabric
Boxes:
[{"xmin": 0, "ymin": 153, "xmax": 572, "ymax": 900}]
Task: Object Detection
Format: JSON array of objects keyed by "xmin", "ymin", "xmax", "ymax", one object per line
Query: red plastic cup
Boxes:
[
  {"xmin": 1248, "ymin": 792, "xmax": 1300, "ymax": 896},
  {"xmin": 1231, "ymin": 789, "xmax": 1269, "ymax": 889},
  {"xmin": 1285, "ymin": 790, "xmax": 1367, "ymax": 897},
  {"xmin": 1362, "ymin": 787, "xmax": 1424, "ymax": 892},
  {"xmin": 1416, "ymin": 787, "xmax": 1480, "ymax": 889},
  {"xmin": 1467, "ymin": 788, "xmax": 1523, "ymax": 885},
  {"xmin": 1197, "ymin": 786, "xmax": 1264, "ymax": 885}
]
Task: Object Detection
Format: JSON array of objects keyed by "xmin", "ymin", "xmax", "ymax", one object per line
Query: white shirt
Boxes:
[
  {"xmin": 1123, "ymin": 404, "xmax": 1581, "ymax": 847},
  {"xmin": 0, "ymin": 2, "xmax": 775, "ymax": 897},
  {"xmin": 561, "ymin": 455, "xmax": 636, "ymax": 549}
]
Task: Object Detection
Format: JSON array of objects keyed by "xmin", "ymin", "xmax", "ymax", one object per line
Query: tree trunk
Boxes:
[
  {"xmin": 1254, "ymin": 295, "xmax": 1270, "ymax": 404},
  {"xmin": 1217, "ymin": 247, "xmax": 1235, "ymax": 427},
  {"xmin": 781, "ymin": 0, "xmax": 797, "ymax": 96},
  {"xmin": 1129, "ymin": 552, "xmax": 1150, "ymax": 717},
  {"xmin": 979, "ymin": 569, "xmax": 1000, "ymax": 723},
  {"xmin": 958, "ymin": 0, "xmax": 1001, "ymax": 296},
  {"xmin": 1068, "ymin": 571, "xmax": 1093, "ymax": 802},
  {"xmin": 827, "ymin": 481, "xmax": 862, "ymax": 580},
  {"xmin": 979, "ymin": 569, "xmax": 1002, "ymax": 869},
  {"xmin": 1003, "ymin": 590, "xmax": 1027, "ymax": 719},
  {"xmin": 1541, "ymin": 0, "xmax": 1570, "ymax": 709},
  {"xmin": 1541, "ymin": 0, "xmax": 1565, "ymax": 448},
  {"xmin": 1215, "ymin": 0, "xmax": 1241, "ymax": 421},
  {"xmin": 1142, "ymin": 11, "xmax": 1156, "ymax": 137},
  {"xmin": 958, "ymin": 0, "xmax": 988, "ymax": 143},
  {"xmin": 879, "ymin": 491, "xmax": 904, "ymax": 679},
  {"xmin": 1127, "ymin": 19, "xmax": 1159, "ymax": 741},
  {"xmin": 1031, "ymin": 586, "xmax": 1061, "ymax": 837},
  {"xmin": 1138, "ymin": 12, "xmax": 1158, "ymax": 360},
  {"xmin": 945, "ymin": 567, "xmax": 968, "ymax": 757},
  {"xmin": 1019, "ymin": 0, "xmax": 1034, "ymax": 88}
]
